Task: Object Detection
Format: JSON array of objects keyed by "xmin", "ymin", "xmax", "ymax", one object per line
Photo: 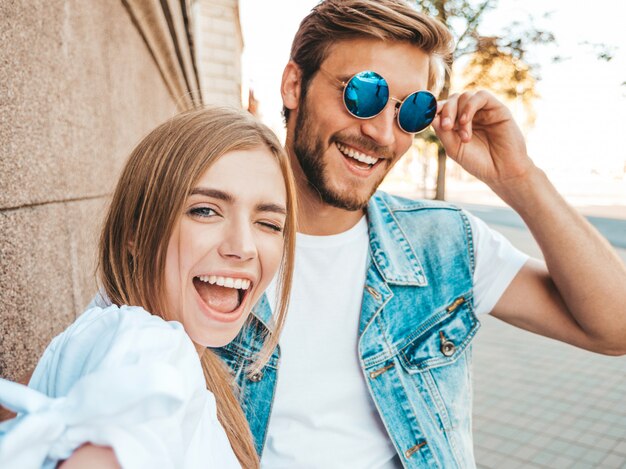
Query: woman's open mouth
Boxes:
[{"xmin": 192, "ymin": 274, "xmax": 252, "ymax": 322}]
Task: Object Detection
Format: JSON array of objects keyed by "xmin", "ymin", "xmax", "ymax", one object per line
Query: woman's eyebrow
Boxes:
[
  {"xmin": 256, "ymin": 203, "xmax": 286, "ymax": 215},
  {"xmin": 190, "ymin": 187, "xmax": 233, "ymax": 202},
  {"xmin": 191, "ymin": 187, "xmax": 286, "ymax": 215}
]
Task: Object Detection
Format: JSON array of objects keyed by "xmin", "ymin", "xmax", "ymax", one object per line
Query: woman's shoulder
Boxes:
[
  {"xmin": 46, "ymin": 304, "xmax": 189, "ymax": 363},
  {"xmin": 0, "ymin": 305, "xmax": 240, "ymax": 468},
  {"xmin": 30, "ymin": 305, "xmax": 200, "ymax": 397},
  {"xmin": 72, "ymin": 302, "xmax": 181, "ymax": 332}
]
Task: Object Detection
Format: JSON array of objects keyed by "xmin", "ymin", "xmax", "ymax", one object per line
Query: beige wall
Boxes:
[
  {"xmin": 0, "ymin": 0, "xmax": 243, "ymax": 380},
  {"xmin": 194, "ymin": 0, "xmax": 243, "ymax": 106}
]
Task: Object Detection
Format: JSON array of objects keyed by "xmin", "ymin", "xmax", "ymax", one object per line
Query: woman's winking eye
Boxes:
[{"xmin": 258, "ymin": 220, "xmax": 284, "ymax": 233}]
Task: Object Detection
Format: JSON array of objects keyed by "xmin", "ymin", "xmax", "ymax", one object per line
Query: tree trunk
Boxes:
[
  {"xmin": 433, "ymin": 0, "xmax": 450, "ymax": 201},
  {"xmin": 433, "ymin": 73, "xmax": 451, "ymax": 200},
  {"xmin": 435, "ymin": 144, "xmax": 447, "ymax": 200}
]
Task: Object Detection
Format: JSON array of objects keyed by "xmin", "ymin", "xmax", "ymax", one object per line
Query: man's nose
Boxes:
[{"xmin": 359, "ymin": 102, "xmax": 396, "ymax": 147}]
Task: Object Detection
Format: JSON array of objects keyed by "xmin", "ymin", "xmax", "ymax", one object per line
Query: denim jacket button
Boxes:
[
  {"xmin": 365, "ymin": 286, "xmax": 382, "ymax": 300},
  {"xmin": 249, "ymin": 371, "xmax": 263, "ymax": 382},
  {"xmin": 441, "ymin": 340, "xmax": 456, "ymax": 357}
]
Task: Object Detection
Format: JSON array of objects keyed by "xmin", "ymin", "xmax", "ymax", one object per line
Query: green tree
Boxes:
[{"xmin": 413, "ymin": 0, "xmax": 554, "ymax": 200}]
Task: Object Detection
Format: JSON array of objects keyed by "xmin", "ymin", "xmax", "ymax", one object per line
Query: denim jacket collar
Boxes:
[
  {"xmin": 251, "ymin": 192, "xmax": 436, "ymax": 329},
  {"xmin": 250, "ymin": 293, "xmax": 273, "ymax": 330},
  {"xmin": 367, "ymin": 192, "xmax": 428, "ymax": 287}
]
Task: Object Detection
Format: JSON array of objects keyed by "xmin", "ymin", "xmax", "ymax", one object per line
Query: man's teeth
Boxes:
[
  {"xmin": 336, "ymin": 142, "xmax": 379, "ymax": 165},
  {"xmin": 196, "ymin": 275, "xmax": 250, "ymax": 290}
]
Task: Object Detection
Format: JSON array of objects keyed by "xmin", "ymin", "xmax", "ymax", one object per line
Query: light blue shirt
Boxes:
[{"xmin": 0, "ymin": 305, "xmax": 240, "ymax": 468}]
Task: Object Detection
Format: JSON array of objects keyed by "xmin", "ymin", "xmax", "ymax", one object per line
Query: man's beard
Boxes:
[{"xmin": 293, "ymin": 96, "xmax": 392, "ymax": 212}]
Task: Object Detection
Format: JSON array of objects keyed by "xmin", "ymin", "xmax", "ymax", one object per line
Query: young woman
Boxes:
[{"xmin": 0, "ymin": 107, "xmax": 297, "ymax": 468}]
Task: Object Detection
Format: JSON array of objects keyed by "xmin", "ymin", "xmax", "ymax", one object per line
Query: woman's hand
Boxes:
[{"xmin": 58, "ymin": 444, "xmax": 120, "ymax": 469}]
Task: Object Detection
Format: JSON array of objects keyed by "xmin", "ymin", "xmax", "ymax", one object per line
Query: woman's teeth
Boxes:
[
  {"xmin": 336, "ymin": 142, "xmax": 379, "ymax": 166},
  {"xmin": 196, "ymin": 275, "xmax": 251, "ymax": 290}
]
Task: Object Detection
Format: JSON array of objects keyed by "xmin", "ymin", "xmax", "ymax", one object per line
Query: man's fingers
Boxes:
[
  {"xmin": 434, "ymin": 90, "xmax": 498, "ymax": 155},
  {"xmin": 457, "ymin": 90, "xmax": 493, "ymax": 127},
  {"xmin": 432, "ymin": 111, "xmax": 462, "ymax": 159},
  {"xmin": 437, "ymin": 94, "xmax": 459, "ymax": 130},
  {"xmin": 437, "ymin": 91, "xmax": 494, "ymax": 141},
  {"xmin": 455, "ymin": 92, "xmax": 477, "ymax": 142}
]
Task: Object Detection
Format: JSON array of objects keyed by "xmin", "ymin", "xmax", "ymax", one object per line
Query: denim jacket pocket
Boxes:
[
  {"xmin": 398, "ymin": 296, "xmax": 479, "ymax": 373},
  {"xmin": 393, "ymin": 296, "xmax": 479, "ymax": 442}
]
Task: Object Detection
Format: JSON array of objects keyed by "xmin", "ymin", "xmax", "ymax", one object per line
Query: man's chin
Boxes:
[{"xmin": 318, "ymin": 186, "xmax": 373, "ymax": 211}]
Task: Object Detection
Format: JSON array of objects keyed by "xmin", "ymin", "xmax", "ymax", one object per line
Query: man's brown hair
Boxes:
[{"xmin": 284, "ymin": 0, "xmax": 454, "ymax": 122}]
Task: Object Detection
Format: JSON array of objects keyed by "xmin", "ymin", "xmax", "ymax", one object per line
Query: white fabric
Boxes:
[
  {"xmin": 262, "ymin": 216, "xmax": 399, "ymax": 468},
  {"xmin": 467, "ymin": 212, "xmax": 529, "ymax": 314},
  {"xmin": 261, "ymin": 212, "xmax": 529, "ymax": 468},
  {"xmin": 0, "ymin": 305, "xmax": 240, "ymax": 469}
]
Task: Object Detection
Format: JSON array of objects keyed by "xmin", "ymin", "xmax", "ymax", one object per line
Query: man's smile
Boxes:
[{"xmin": 334, "ymin": 141, "xmax": 387, "ymax": 174}]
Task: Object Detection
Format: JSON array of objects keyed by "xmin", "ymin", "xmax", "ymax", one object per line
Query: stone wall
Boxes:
[
  {"xmin": 0, "ymin": 0, "xmax": 243, "ymax": 380},
  {"xmin": 194, "ymin": 0, "xmax": 243, "ymax": 106}
]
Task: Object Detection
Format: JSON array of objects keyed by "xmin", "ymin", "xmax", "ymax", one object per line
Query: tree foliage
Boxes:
[{"xmin": 412, "ymin": 0, "xmax": 554, "ymax": 199}]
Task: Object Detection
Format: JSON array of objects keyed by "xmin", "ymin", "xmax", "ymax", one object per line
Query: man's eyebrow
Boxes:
[
  {"xmin": 189, "ymin": 187, "xmax": 234, "ymax": 202},
  {"xmin": 190, "ymin": 187, "xmax": 286, "ymax": 215}
]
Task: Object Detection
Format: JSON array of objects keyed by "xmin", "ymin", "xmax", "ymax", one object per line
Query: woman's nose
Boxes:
[{"xmin": 217, "ymin": 221, "xmax": 257, "ymax": 261}]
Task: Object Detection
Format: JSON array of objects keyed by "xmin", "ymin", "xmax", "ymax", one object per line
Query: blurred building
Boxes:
[{"xmin": 0, "ymin": 0, "xmax": 243, "ymax": 380}]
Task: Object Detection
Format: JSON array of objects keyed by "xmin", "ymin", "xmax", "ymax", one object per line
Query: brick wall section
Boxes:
[
  {"xmin": 0, "ymin": 0, "xmax": 243, "ymax": 380},
  {"xmin": 193, "ymin": 0, "xmax": 243, "ymax": 107}
]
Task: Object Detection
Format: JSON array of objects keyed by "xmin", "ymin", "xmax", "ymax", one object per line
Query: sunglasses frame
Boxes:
[{"xmin": 321, "ymin": 69, "xmax": 437, "ymax": 135}]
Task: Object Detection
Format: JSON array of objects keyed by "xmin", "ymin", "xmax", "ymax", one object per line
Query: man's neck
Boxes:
[{"xmin": 296, "ymin": 185, "xmax": 366, "ymax": 236}]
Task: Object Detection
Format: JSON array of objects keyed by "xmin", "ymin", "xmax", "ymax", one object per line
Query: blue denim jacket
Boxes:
[{"xmin": 215, "ymin": 191, "xmax": 480, "ymax": 468}]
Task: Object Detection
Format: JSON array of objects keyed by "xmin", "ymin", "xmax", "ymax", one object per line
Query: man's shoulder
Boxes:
[
  {"xmin": 367, "ymin": 191, "xmax": 471, "ymax": 245},
  {"xmin": 365, "ymin": 191, "xmax": 474, "ymax": 285},
  {"xmin": 369, "ymin": 190, "xmax": 463, "ymax": 214}
]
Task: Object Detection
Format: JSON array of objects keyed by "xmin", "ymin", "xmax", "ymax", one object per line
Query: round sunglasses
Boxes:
[{"xmin": 326, "ymin": 70, "xmax": 437, "ymax": 134}]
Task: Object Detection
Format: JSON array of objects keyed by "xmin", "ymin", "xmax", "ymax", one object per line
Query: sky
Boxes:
[{"xmin": 239, "ymin": 1, "xmax": 626, "ymax": 200}]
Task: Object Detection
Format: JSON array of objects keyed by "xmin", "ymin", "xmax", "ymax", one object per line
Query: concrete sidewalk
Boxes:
[
  {"xmin": 473, "ymin": 316, "xmax": 626, "ymax": 468},
  {"xmin": 472, "ymin": 223, "xmax": 626, "ymax": 468}
]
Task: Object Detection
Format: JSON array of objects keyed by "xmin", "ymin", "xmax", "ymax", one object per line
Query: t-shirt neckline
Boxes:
[{"xmin": 296, "ymin": 216, "xmax": 368, "ymax": 248}]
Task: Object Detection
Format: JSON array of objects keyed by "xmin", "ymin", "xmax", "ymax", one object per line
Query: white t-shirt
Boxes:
[{"xmin": 261, "ymin": 211, "xmax": 528, "ymax": 469}]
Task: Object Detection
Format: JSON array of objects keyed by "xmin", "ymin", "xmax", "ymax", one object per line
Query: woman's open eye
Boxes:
[{"xmin": 188, "ymin": 206, "xmax": 219, "ymax": 218}]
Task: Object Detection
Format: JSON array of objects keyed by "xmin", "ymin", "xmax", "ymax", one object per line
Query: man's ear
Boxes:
[{"xmin": 281, "ymin": 61, "xmax": 302, "ymax": 111}]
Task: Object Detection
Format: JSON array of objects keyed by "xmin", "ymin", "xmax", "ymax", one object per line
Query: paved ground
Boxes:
[
  {"xmin": 468, "ymin": 214, "xmax": 626, "ymax": 468},
  {"xmin": 459, "ymin": 203, "xmax": 626, "ymax": 249}
]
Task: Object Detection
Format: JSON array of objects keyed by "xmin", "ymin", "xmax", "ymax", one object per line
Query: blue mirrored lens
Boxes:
[
  {"xmin": 344, "ymin": 71, "xmax": 389, "ymax": 118},
  {"xmin": 398, "ymin": 91, "xmax": 437, "ymax": 133}
]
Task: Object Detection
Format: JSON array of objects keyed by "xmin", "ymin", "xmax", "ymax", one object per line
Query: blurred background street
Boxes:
[{"xmin": 456, "ymin": 202, "xmax": 626, "ymax": 469}]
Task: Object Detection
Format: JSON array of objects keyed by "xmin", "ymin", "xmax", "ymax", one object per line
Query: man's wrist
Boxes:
[{"xmin": 490, "ymin": 166, "xmax": 554, "ymax": 217}]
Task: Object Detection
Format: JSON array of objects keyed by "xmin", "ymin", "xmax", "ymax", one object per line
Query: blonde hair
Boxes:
[
  {"xmin": 98, "ymin": 106, "xmax": 297, "ymax": 468},
  {"xmin": 284, "ymin": 0, "xmax": 454, "ymax": 122}
]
